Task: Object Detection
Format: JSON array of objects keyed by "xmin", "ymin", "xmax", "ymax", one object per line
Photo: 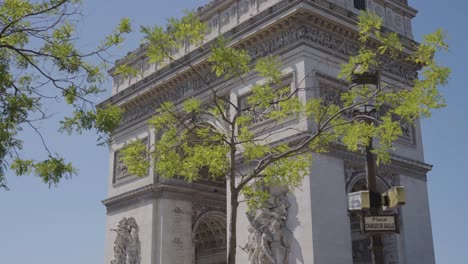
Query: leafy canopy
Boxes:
[{"xmin": 0, "ymin": 0, "xmax": 131, "ymax": 189}]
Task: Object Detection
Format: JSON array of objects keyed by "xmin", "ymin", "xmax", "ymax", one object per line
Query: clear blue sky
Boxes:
[{"xmin": 0, "ymin": 0, "xmax": 465, "ymax": 263}]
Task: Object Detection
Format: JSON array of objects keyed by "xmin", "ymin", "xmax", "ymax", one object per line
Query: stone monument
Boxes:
[{"xmin": 101, "ymin": 1, "xmax": 436, "ymax": 263}]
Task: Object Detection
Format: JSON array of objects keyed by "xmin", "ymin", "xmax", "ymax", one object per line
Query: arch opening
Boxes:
[{"xmin": 193, "ymin": 212, "xmax": 227, "ymax": 264}]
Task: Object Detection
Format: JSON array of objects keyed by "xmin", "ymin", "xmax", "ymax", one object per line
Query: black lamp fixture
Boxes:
[{"xmin": 350, "ymin": 70, "xmax": 379, "ymax": 115}]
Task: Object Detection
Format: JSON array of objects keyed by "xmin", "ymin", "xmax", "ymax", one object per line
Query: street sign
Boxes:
[
  {"xmin": 363, "ymin": 215, "xmax": 398, "ymax": 234},
  {"xmin": 348, "ymin": 191, "xmax": 370, "ymax": 210}
]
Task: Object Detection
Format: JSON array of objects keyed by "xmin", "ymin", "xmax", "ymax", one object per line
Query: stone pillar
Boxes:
[
  {"xmin": 399, "ymin": 174, "xmax": 435, "ymax": 264},
  {"xmin": 309, "ymin": 154, "xmax": 353, "ymax": 264},
  {"xmin": 288, "ymin": 172, "xmax": 315, "ymax": 263},
  {"xmin": 154, "ymin": 197, "xmax": 193, "ymax": 264}
]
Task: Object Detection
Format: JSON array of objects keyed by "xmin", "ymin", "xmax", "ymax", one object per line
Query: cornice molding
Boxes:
[
  {"xmin": 102, "ymin": 184, "xmax": 155, "ymax": 208},
  {"xmin": 103, "ymin": 182, "xmax": 226, "ymax": 211},
  {"xmin": 330, "ymin": 145, "xmax": 432, "ymax": 179}
]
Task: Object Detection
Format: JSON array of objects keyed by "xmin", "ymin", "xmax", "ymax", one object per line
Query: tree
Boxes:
[
  {"xmin": 119, "ymin": 11, "xmax": 449, "ymax": 263},
  {"xmin": 0, "ymin": 0, "xmax": 131, "ymax": 189}
]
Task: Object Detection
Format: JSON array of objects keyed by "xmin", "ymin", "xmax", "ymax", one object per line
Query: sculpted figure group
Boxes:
[
  {"xmin": 242, "ymin": 193, "xmax": 291, "ymax": 264},
  {"xmin": 111, "ymin": 217, "xmax": 141, "ymax": 264}
]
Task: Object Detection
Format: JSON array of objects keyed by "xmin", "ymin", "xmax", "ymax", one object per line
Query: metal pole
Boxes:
[{"xmin": 365, "ymin": 139, "xmax": 384, "ymax": 264}]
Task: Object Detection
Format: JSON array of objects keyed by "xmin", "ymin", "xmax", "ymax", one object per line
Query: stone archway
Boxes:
[{"xmin": 192, "ymin": 212, "xmax": 227, "ymax": 264}]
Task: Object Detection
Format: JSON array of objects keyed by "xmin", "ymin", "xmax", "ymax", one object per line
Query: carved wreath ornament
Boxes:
[{"xmin": 111, "ymin": 217, "xmax": 141, "ymax": 264}]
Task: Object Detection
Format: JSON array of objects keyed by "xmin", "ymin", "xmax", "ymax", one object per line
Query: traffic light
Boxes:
[
  {"xmin": 348, "ymin": 191, "xmax": 382, "ymax": 210},
  {"xmin": 349, "ymin": 186, "xmax": 406, "ymax": 211},
  {"xmin": 348, "ymin": 191, "xmax": 370, "ymax": 210},
  {"xmin": 382, "ymin": 186, "xmax": 406, "ymax": 209}
]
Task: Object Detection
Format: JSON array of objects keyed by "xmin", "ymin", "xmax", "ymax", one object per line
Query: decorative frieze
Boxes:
[{"xmin": 118, "ymin": 23, "xmax": 418, "ymax": 131}]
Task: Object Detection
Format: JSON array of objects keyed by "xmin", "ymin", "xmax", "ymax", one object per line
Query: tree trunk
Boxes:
[{"xmin": 227, "ymin": 190, "xmax": 239, "ymax": 264}]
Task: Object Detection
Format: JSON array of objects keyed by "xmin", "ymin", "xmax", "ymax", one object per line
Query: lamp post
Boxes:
[{"xmin": 350, "ymin": 71, "xmax": 385, "ymax": 264}]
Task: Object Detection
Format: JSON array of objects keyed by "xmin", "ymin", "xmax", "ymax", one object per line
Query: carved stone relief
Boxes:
[
  {"xmin": 405, "ymin": 17, "xmax": 412, "ymax": 37},
  {"xmin": 115, "ymin": 0, "xmax": 416, "ymax": 93},
  {"xmin": 386, "ymin": 9, "xmax": 395, "ymax": 30},
  {"xmin": 192, "ymin": 203, "xmax": 210, "ymax": 221},
  {"xmin": 220, "ymin": 8, "xmax": 232, "ymax": 27},
  {"xmin": 113, "ymin": 137, "xmax": 149, "ymax": 183},
  {"xmin": 114, "ymin": 151, "xmax": 130, "ymax": 181},
  {"xmin": 258, "ymin": 0, "xmax": 269, "ymax": 7},
  {"xmin": 394, "ymin": 14, "xmax": 403, "ymax": 31},
  {"xmin": 113, "ymin": 138, "xmax": 149, "ymax": 184},
  {"xmin": 238, "ymin": 73, "xmax": 295, "ymax": 125},
  {"xmin": 317, "ymin": 74, "xmax": 416, "ymax": 145},
  {"xmin": 239, "ymin": 0, "xmax": 251, "ymax": 16},
  {"xmin": 344, "ymin": 160, "xmax": 398, "ymax": 192},
  {"xmin": 207, "ymin": 16, "xmax": 218, "ymax": 35},
  {"xmin": 191, "ymin": 200, "xmax": 227, "ymax": 264},
  {"xmin": 344, "ymin": 161, "xmax": 365, "ymax": 185},
  {"xmin": 120, "ymin": 23, "xmax": 418, "ymax": 130},
  {"xmin": 317, "ymin": 77, "xmax": 351, "ymax": 117},
  {"xmin": 193, "ymin": 213, "xmax": 227, "ymax": 251},
  {"xmin": 192, "ymin": 200, "xmax": 226, "ymax": 224},
  {"xmin": 111, "ymin": 217, "xmax": 141, "ymax": 264},
  {"xmin": 242, "ymin": 193, "xmax": 291, "ymax": 264}
]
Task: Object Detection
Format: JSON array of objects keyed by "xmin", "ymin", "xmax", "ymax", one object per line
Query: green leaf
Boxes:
[
  {"xmin": 95, "ymin": 105, "xmax": 123, "ymax": 134},
  {"xmin": 255, "ymin": 56, "xmax": 283, "ymax": 84},
  {"xmin": 183, "ymin": 98, "xmax": 201, "ymax": 114},
  {"xmin": 120, "ymin": 140, "xmax": 150, "ymax": 177},
  {"xmin": 11, "ymin": 156, "xmax": 76, "ymax": 187},
  {"xmin": 208, "ymin": 37, "xmax": 251, "ymax": 78}
]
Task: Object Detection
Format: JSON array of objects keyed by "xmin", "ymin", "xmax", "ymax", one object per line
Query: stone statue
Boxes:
[
  {"xmin": 111, "ymin": 217, "xmax": 141, "ymax": 264},
  {"xmin": 242, "ymin": 193, "xmax": 291, "ymax": 264}
]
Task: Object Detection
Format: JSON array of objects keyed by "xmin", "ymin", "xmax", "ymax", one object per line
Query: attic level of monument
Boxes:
[
  {"xmin": 193, "ymin": 0, "xmax": 416, "ymax": 24},
  {"xmin": 104, "ymin": 0, "xmax": 418, "ymax": 104},
  {"xmin": 101, "ymin": 2, "xmax": 419, "ymax": 135},
  {"xmin": 110, "ymin": 0, "xmax": 415, "ymax": 72}
]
